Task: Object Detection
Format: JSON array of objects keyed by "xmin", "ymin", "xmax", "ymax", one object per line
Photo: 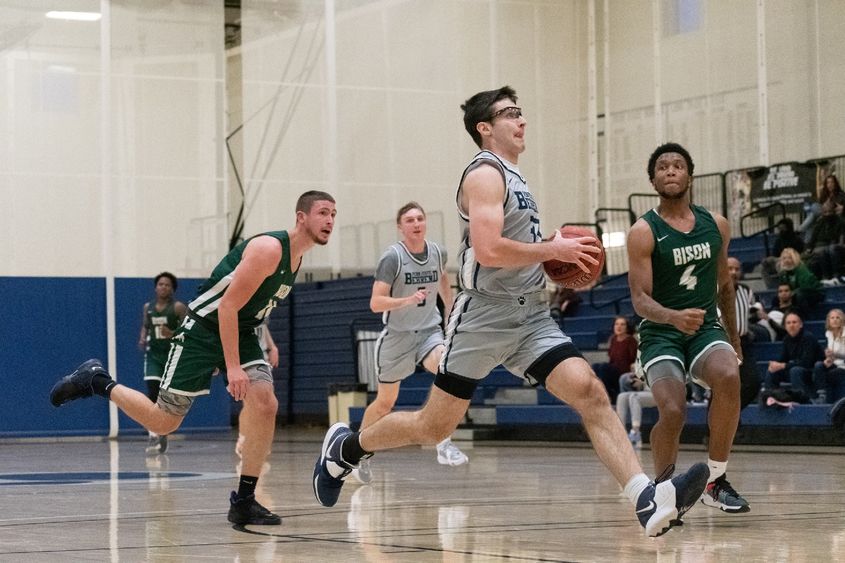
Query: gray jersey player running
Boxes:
[
  {"xmin": 50, "ymin": 191, "xmax": 337, "ymax": 526},
  {"xmin": 627, "ymin": 143, "xmax": 749, "ymax": 513},
  {"xmin": 351, "ymin": 202, "xmax": 467, "ymax": 485},
  {"xmin": 312, "ymin": 86, "xmax": 709, "ymax": 538}
]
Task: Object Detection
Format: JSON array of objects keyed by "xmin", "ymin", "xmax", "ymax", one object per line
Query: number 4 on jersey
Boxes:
[{"xmin": 679, "ymin": 265, "xmax": 698, "ymax": 291}]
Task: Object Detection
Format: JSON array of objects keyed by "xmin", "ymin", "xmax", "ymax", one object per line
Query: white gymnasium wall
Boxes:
[
  {"xmin": 0, "ymin": 0, "xmax": 225, "ymax": 277},
  {"xmin": 236, "ymin": 0, "xmax": 588, "ymax": 276},
  {"xmin": 2, "ymin": 0, "xmax": 844, "ymax": 278}
]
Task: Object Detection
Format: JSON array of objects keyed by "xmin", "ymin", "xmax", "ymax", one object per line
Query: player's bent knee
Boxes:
[
  {"xmin": 656, "ymin": 401, "xmax": 686, "ymax": 427},
  {"xmin": 148, "ymin": 404, "xmax": 183, "ymax": 435}
]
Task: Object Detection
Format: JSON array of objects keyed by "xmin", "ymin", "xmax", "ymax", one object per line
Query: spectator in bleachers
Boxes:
[
  {"xmin": 727, "ymin": 257, "xmax": 764, "ymax": 410},
  {"xmin": 619, "ymin": 361, "xmax": 644, "ymax": 393},
  {"xmin": 777, "ymin": 247, "xmax": 823, "ymax": 315},
  {"xmin": 548, "ymin": 284, "xmax": 582, "ymax": 320},
  {"xmin": 763, "ymin": 311, "xmax": 823, "ymax": 403},
  {"xmin": 806, "ymin": 200, "xmax": 845, "ymax": 285},
  {"xmin": 797, "ymin": 174, "xmax": 845, "ymax": 244},
  {"xmin": 616, "ymin": 386, "xmax": 656, "ymax": 448},
  {"xmin": 591, "ymin": 316, "xmax": 638, "ymax": 404},
  {"xmin": 757, "ymin": 282, "xmax": 795, "ymax": 341},
  {"xmin": 761, "ymin": 218, "xmax": 804, "ymax": 288},
  {"xmin": 819, "ymin": 174, "xmax": 845, "ymax": 213},
  {"xmin": 811, "ymin": 308, "xmax": 845, "ymax": 404}
]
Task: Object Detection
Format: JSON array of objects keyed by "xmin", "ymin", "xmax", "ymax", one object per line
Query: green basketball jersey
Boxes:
[
  {"xmin": 144, "ymin": 300, "xmax": 180, "ymax": 356},
  {"xmin": 640, "ymin": 205, "xmax": 722, "ymax": 328},
  {"xmin": 188, "ymin": 231, "xmax": 298, "ymax": 331}
]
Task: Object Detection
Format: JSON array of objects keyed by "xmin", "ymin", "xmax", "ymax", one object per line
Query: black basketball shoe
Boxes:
[
  {"xmin": 50, "ymin": 359, "xmax": 110, "ymax": 407},
  {"xmin": 227, "ymin": 492, "xmax": 282, "ymax": 525}
]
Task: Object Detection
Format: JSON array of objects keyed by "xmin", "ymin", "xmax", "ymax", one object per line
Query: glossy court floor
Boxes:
[{"xmin": 1, "ymin": 429, "xmax": 843, "ymax": 562}]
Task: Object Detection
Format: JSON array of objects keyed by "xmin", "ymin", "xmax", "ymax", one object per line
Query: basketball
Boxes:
[{"xmin": 543, "ymin": 225, "xmax": 606, "ymax": 289}]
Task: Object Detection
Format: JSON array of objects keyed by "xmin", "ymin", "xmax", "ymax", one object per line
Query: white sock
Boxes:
[
  {"xmin": 707, "ymin": 459, "xmax": 727, "ymax": 483},
  {"xmin": 436, "ymin": 437, "xmax": 452, "ymax": 450},
  {"xmin": 623, "ymin": 473, "xmax": 651, "ymax": 506}
]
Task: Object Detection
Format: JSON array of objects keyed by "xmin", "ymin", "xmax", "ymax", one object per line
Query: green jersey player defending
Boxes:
[
  {"xmin": 51, "ymin": 191, "xmax": 337, "ymax": 526},
  {"xmin": 627, "ymin": 143, "xmax": 750, "ymax": 513},
  {"xmin": 138, "ymin": 271, "xmax": 186, "ymax": 455}
]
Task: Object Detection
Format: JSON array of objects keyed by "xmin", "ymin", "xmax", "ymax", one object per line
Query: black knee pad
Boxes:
[
  {"xmin": 525, "ymin": 343, "xmax": 584, "ymax": 387},
  {"xmin": 434, "ymin": 371, "xmax": 478, "ymax": 400}
]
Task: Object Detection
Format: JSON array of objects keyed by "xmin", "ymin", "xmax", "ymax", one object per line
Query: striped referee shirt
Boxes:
[{"xmin": 734, "ymin": 282, "xmax": 755, "ymax": 337}]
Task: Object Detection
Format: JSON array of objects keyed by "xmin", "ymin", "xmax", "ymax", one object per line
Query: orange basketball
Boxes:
[{"xmin": 543, "ymin": 225, "xmax": 606, "ymax": 289}]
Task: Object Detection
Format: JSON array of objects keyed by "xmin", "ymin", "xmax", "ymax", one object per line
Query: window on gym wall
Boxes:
[{"xmin": 664, "ymin": 0, "xmax": 702, "ymax": 36}]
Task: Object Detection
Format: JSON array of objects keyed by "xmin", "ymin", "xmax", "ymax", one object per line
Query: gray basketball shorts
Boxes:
[
  {"xmin": 375, "ymin": 325, "xmax": 444, "ymax": 383},
  {"xmin": 439, "ymin": 291, "xmax": 572, "ymax": 385}
]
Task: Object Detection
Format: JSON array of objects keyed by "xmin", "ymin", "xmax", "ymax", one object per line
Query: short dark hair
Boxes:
[
  {"xmin": 647, "ymin": 142, "xmax": 694, "ymax": 180},
  {"xmin": 396, "ymin": 201, "xmax": 425, "ymax": 224},
  {"xmin": 785, "ymin": 310, "xmax": 803, "ymax": 323},
  {"xmin": 776, "ymin": 217, "xmax": 794, "ymax": 231},
  {"xmin": 154, "ymin": 271, "xmax": 178, "ymax": 290},
  {"xmin": 296, "ymin": 190, "xmax": 335, "ymax": 214},
  {"xmin": 461, "ymin": 86, "xmax": 518, "ymax": 148}
]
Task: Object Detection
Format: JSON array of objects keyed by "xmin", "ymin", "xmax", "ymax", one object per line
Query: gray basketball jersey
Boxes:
[
  {"xmin": 377, "ymin": 241, "xmax": 445, "ymax": 332},
  {"xmin": 456, "ymin": 150, "xmax": 545, "ymax": 296}
]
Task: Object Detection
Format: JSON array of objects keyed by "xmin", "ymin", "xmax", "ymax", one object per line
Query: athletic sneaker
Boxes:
[
  {"xmin": 437, "ymin": 441, "xmax": 469, "ymax": 466},
  {"xmin": 635, "ymin": 462, "xmax": 709, "ymax": 537},
  {"xmin": 350, "ymin": 457, "xmax": 373, "ymax": 485},
  {"xmin": 313, "ymin": 422, "xmax": 357, "ymax": 507},
  {"xmin": 50, "ymin": 359, "xmax": 110, "ymax": 407},
  {"xmin": 227, "ymin": 491, "xmax": 281, "ymax": 525},
  {"xmin": 628, "ymin": 430, "xmax": 642, "ymax": 448},
  {"xmin": 145, "ymin": 434, "xmax": 169, "ymax": 455},
  {"xmin": 700, "ymin": 474, "xmax": 750, "ymax": 513}
]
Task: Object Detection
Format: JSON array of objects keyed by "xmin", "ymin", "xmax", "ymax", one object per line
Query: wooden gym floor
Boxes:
[{"xmin": 1, "ymin": 428, "xmax": 843, "ymax": 562}]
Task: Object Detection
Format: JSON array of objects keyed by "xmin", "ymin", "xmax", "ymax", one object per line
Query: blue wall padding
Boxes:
[{"xmin": 0, "ymin": 277, "xmax": 230, "ymax": 438}]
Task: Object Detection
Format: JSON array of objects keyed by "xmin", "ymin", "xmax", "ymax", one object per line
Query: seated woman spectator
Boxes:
[
  {"xmin": 806, "ymin": 200, "xmax": 845, "ymax": 284},
  {"xmin": 761, "ymin": 218, "xmax": 804, "ymax": 288},
  {"xmin": 820, "ymin": 174, "xmax": 845, "ymax": 214},
  {"xmin": 798, "ymin": 174, "xmax": 845, "ymax": 244},
  {"xmin": 591, "ymin": 316, "xmax": 637, "ymax": 404},
  {"xmin": 777, "ymin": 248, "xmax": 823, "ymax": 315},
  {"xmin": 616, "ymin": 387, "xmax": 656, "ymax": 448},
  {"xmin": 763, "ymin": 311, "xmax": 823, "ymax": 403},
  {"xmin": 812, "ymin": 308, "xmax": 845, "ymax": 404}
]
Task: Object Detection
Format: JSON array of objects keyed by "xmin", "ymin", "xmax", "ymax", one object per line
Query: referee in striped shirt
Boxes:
[{"xmin": 727, "ymin": 257, "xmax": 766, "ymax": 410}]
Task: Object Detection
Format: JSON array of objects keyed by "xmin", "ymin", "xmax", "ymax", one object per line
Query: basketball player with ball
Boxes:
[
  {"xmin": 313, "ymin": 86, "xmax": 709, "ymax": 538},
  {"xmin": 627, "ymin": 142, "xmax": 749, "ymax": 514}
]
